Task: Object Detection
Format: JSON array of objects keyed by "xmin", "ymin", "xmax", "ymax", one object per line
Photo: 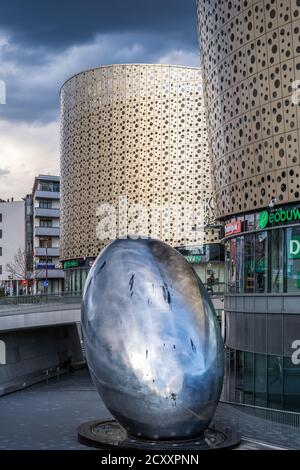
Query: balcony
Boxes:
[
  {"xmin": 35, "ymin": 226, "xmax": 60, "ymax": 237},
  {"xmin": 34, "ymin": 208, "xmax": 60, "ymax": 218},
  {"xmin": 34, "ymin": 247, "xmax": 59, "ymax": 257},
  {"xmin": 35, "ymin": 190, "xmax": 60, "ymax": 200},
  {"xmin": 34, "ymin": 269, "xmax": 65, "ymax": 279}
]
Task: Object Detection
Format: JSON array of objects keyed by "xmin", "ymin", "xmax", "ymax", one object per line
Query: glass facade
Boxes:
[
  {"xmin": 64, "ymin": 267, "xmax": 89, "ymax": 294},
  {"xmin": 225, "ymin": 225, "xmax": 300, "ymax": 294},
  {"xmin": 64, "ymin": 245, "xmax": 225, "ymax": 295},
  {"xmin": 286, "ymin": 226, "xmax": 300, "ymax": 293},
  {"xmin": 225, "ymin": 348, "xmax": 300, "ymax": 412},
  {"xmin": 177, "ymin": 244, "xmax": 225, "ymax": 294},
  {"xmin": 270, "ymin": 229, "xmax": 284, "ymax": 293},
  {"xmin": 224, "ymin": 206, "xmax": 300, "ymax": 414}
]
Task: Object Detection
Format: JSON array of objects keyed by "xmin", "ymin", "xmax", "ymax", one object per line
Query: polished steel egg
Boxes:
[{"xmin": 81, "ymin": 238, "xmax": 224, "ymax": 440}]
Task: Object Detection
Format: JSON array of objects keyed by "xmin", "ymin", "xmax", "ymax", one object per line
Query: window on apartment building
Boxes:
[
  {"xmin": 39, "ymin": 199, "xmax": 52, "ymax": 209},
  {"xmin": 0, "ymin": 265, "xmax": 2, "ymax": 275},
  {"xmin": 26, "ymin": 204, "xmax": 32, "ymax": 216},
  {"xmin": 0, "ymin": 229, "xmax": 2, "ymax": 238},
  {"xmin": 39, "ymin": 238, "xmax": 52, "ymax": 248},
  {"xmin": 0, "ymin": 247, "xmax": 2, "ymax": 256},
  {"xmin": 40, "ymin": 183, "xmax": 51, "ymax": 191},
  {"xmin": 40, "ymin": 218, "xmax": 52, "ymax": 227},
  {"xmin": 38, "ymin": 257, "xmax": 53, "ymax": 263},
  {"xmin": 39, "ymin": 182, "xmax": 59, "ymax": 192},
  {"xmin": 0, "ymin": 213, "xmax": 2, "ymax": 222}
]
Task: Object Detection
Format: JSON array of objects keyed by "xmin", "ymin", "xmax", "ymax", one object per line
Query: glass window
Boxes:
[
  {"xmin": 255, "ymin": 231, "xmax": 267, "ymax": 293},
  {"xmin": 235, "ymin": 350, "xmax": 244, "ymax": 403},
  {"xmin": 74, "ymin": 269, "xmax": 80, "ymax": 293},
  {"xmin": 229, "ymin": 350, "xmax": 236, "ymax": 402},
  {"xmin": 236, "ymin": 236, "xmax": 244, "ymax": 293},
  {"xmin": 81, "ymin": 269, "xmax": 88, "ymax": 291},
  {"xmin": 207, "ymin": 244, "xmax": 220, "ymax": 262},
  {"xmin": 40, "ymin": 218, "xmax": 53, "ymax": 227},
  {"xmin": 228, "ymin": 238, "xmax": 237, "ymax": 293},
  {"xmin": 269, "ymin": 229, "xmax": 284, "ymax": 293},
  {"xmin": 244, "ymin": 352, "xmax": 254, "ymax": 404},
  {"xmin": 26, "ymin": 204, "xmax": 32, "ymax": 215},
  {"xmin": 244, "ymin": 234, "xmax": 254, "ymax": 293},
  {"xmin": 283, "ymin": 357, "xmax": 300, "ymax": 412},
  {"xmin": 39, "ymin": 199, "xmax": 52, "ymax": 209},
  {"xmin": 286, "ymin": 227, "xmax": 300, "ymax": 293},
  {"xmin": 39, "ymin": 238, "xmax": 52, "ymax": 248},
  {"xmin": 40, "ymin": 183, "xmax": 51, "ymax": 191},
  {"xmin": 38, "ymin": 257, "xmax": 53, "ymax": 263},
  {"xmin": 225, "ymin": 241, "xmax": 230, "ymax": 293},
  {"xmin": 267, "ymin": 355, "xmax": 283, "ymax": 409},
  {"xmin": 245, "ymin": 213, "xmax": 255, "ymax": 231},
  {"xmin": 254, "ymin": 354, "xmax": 267, "ymax": 407}
]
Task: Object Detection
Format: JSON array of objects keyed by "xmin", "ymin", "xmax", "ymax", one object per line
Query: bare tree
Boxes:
[
  {"xmin": 6, "ymin": 249, "xmax": 45, "ymax": 295},
  {"xmin": 6, "ymin": 248, "xmax": 28, "ymax": 281}
]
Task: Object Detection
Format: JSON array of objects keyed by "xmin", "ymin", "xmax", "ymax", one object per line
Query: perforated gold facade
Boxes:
[
  {"xmin": 197, "ymin": 0, "xmax": 300, "ymax": 218},
  {"xmin": 60, "ymin": 64, "xmax": 216, "ymax": 261}
]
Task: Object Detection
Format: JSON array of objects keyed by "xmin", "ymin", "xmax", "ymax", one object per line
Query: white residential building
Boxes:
[
  {"xmin": 32, "ymin": 175, "xmax": 64, "ymax": 294},
  {"xmin": 0, "ymin": 200, "xmax": 25, "ymax": 295}
]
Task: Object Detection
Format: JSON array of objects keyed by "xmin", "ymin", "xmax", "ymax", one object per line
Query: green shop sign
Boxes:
[
  {"xmin": 184, "ymin": 255, "xmax": 202, "ymax": 264},
  {"xmin": 257, "ymin": 207, "xmax": 300, "ymax": 230},
  {"xmin": 63, "ymin": 259, "xmax": 79, "ymax": 269}
]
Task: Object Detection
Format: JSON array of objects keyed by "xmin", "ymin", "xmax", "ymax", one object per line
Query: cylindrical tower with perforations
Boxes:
[
  {"xmin": 197, "ymin": 0, "xmax": 300, "ymax": 413},
  {"xmin": 60, "ymin": 64, "xmax": 223, "ymax": 292}
]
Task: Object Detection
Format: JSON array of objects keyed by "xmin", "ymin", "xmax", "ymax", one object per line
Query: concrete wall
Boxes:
[
  {"xmin": 0, "ymin": 324, "xmax": 83, "ymax": 395},
  {"xmin": 0, "ymin": 304, "xmax": 81, "ymax": 331}
]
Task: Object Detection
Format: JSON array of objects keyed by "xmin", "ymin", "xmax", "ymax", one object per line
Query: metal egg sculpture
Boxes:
[{"xmin": 82, "ymin": 238, "xmax": 224, "ymax": 440}]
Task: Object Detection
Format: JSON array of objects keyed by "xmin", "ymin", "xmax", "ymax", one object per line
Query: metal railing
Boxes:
[
  {"xmin": 0, "ymin": 291, "xmax": 82, "ymax": 306},
  {"xmin": 0, "ymin": 282, "xmax": 223, "ymax": 306},
  {"xmin": 221, "ymin": 399, "xmax": 300, "ymax": 428}
]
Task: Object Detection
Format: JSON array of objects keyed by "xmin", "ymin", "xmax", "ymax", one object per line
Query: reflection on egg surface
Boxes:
[{"xmin": 82, "ymin": 238, "xmax": 224, "ymax": 440}]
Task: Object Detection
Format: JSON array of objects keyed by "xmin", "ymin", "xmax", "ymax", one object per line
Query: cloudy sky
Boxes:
[{"xmin": 0, "ymin": 0, "xmax": 200, "ymax": 199}]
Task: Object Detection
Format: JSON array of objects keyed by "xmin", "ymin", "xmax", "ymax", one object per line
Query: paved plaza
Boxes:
[{"xmin": 0, "ymin": 368, "xmax": 298, "ymax": 450}]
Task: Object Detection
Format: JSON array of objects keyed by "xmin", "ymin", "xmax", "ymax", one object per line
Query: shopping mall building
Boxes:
[
  {"xmin": 60, "ymin": 64, "xmax": 224, "ymax": 295},
  {"xmin": 197, "ymin": 0, "xmax": 300, "ymax": 412}
]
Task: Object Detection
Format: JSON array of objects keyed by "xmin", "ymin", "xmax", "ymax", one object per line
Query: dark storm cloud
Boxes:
[
  {"xmin": 0, "ymin": 0, "xmax": 198, "ymax": 50},
  {"xmin": 0, "ymin": 0, "xmax": 199, "ymax": 123}
]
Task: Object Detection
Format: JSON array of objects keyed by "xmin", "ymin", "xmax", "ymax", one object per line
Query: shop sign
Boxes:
[
  {"xmin": 258, "ymin": 207, "xmax": 300, "ymax": 230},
  {"xmin": 288, "ymin": 236, "xmax": 300, "ymax": 259},
  {"xmin": 36, "ymin": 263, "xmax": 55, "ymax": 269},
  {"xmin": 63, "ymin": 259, "xmax": 79, "ymax": 269},
  {"xmin": 184, "ymin": 255, "xmax": 202, "ymax": 264},
  {"xmin": 224, "ymin": 220, "xmax": 242, "ymax": 237}
]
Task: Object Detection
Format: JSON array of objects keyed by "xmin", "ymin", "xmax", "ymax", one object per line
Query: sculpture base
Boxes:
[{"xmin": 78, "ymin": 419, "xmax": 241, "ymax": 450}]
